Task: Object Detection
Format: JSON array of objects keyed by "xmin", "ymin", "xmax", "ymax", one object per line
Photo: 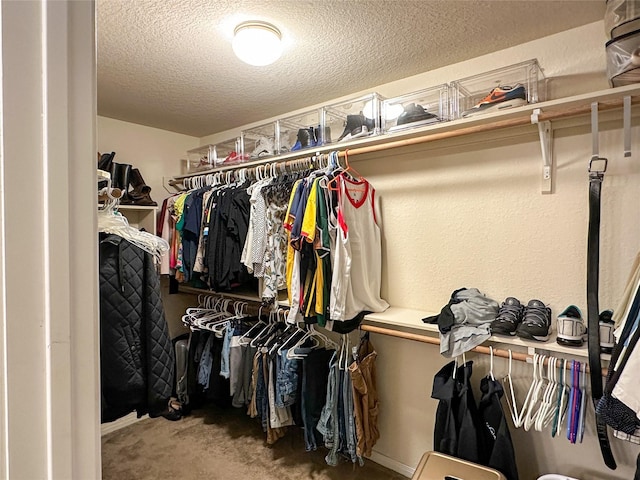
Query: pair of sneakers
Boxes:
[
  {"xmin": 556, "ymin": 306, "xmax": 615, "ymax": 352},
  {"xmin": 490, "ymin": 297, "xmax": 552, "ymax": 342}
]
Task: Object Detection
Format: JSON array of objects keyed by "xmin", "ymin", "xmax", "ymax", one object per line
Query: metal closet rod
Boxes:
[
  {"xmin": 337, "ymin": 95, "xmax": 640, "ymax": 160},
  {"xmin": 360, "ymin": 324, "xmax": 608, "ymax": 377}
]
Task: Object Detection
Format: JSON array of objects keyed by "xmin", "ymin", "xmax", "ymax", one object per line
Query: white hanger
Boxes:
[
  {"xmin": 503, "ymin": 350, "xmax": 523, "ymax": 428},
  {"xmin": 535, "ymin": 356, "xmax": 559, "ymax": 431},
  {"xmin": 489, "ymin": 346, "xmax": 495, "ymax": 381},
  {"xmin": 523, "ymin": 354, "xmax": 547, "ymax": 431}
]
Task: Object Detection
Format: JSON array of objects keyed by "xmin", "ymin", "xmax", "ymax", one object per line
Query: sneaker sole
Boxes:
[
  {"xmin": 516, "ymin": 330, "xmax": 550, "ymax": 342},
  {"xmin": 556, "ymin": 337, "xmax": 584, "ymax": 347},
  {"xmin": 490, "ymin": 326, "xmax": 517, "ymax": 336},
  {"xmin": 462, "ymin": 98, "xmax": 528, "ymax": 118}
]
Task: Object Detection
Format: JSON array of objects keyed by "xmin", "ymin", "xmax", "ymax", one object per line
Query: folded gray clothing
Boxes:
[
  {"xmin": 440, "ymin": 324, "xmax": 492, "ymax": 358},
  {"xmin": 438, "ymin": 288, "xmax": 499, "ymax": 357},
  {"xmin": 450, "ymin": 288, "xmax": 499, "ymax": 325}
]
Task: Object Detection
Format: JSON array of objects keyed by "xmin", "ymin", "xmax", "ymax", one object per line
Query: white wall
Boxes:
[
  {"xmin": 194, "ymin": 20, "xmax": 640, "ymax": 480},
  {"xmin": 97, "ymin": 116, "xmax": 197, "ymax": 205}
]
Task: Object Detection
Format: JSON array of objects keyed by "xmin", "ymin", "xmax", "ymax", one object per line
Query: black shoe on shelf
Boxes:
[
  {"xmin": 515, "ymin": 299, "xmax": 552, "ymax": 342},
  {"xmin": 490, "ymin": 297, "xmax": 524, "ymax": 336}
]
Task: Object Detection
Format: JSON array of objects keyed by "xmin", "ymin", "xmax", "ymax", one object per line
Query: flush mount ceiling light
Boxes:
[{"xmin": 232, "ymin": 21, "xmax": 283, "ymax": 67}]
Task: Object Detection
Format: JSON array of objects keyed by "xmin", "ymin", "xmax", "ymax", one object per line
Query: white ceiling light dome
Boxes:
[{"xmin": 232, "ymin": 21, "xmax": 283, "ymax": 67}]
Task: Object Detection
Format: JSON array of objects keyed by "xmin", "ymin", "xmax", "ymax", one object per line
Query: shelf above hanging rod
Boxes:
[
  {"xmin": 167, "ymin": 83, "xmax": 640, "ymax": 193},
  {"xmin": 360, "ymin": 323, "xmax": 608, "ymax": 377}
]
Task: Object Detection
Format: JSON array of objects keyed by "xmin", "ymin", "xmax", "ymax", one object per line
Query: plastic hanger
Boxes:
[
  {"xmin": 522, "ymin": 354, "xmax": 547, "ymax": 431},
  {"xmin": 502, "ymin": 351, "xmax": 522, "ymax": 427},
  {"xmin": 488, "ymin": 346, "xmax": 495, "ymax": 381},
  {"xmin": 578, "ymin": 362, "xmax": 587, "ymax": 443}
]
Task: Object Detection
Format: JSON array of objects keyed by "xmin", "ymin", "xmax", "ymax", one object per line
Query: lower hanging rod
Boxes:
[{"xmin": 360, "ymin": 324, "xmax": 608, "ymax": 377}]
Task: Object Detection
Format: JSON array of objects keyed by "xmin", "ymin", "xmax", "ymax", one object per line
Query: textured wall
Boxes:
[
  {"xmin": 362, "ymin": 121, "xmax": 639, "ymax": 480},
  {"xmin": 97, "ymin": 116, "xmax": 197, "ymax": 205}
]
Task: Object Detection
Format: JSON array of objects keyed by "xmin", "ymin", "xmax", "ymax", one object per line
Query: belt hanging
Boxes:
[{"xmin": 587, "ymin": 102, "xmax": 616, "ymax": 470}]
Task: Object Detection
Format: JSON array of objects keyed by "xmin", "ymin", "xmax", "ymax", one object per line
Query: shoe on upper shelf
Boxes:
[
  {"xmin": 461, "ymin": 83, "xmax": 527, "ymax": 118},
  {"xmin": 249, "ymin": 136, "xmax": 275, "ymax": 158},
  {"xmin": 515, "ymin": 299, "xmax": 552, "ymax": 342},
  {"xmin": 392, "ymin": 103, "xmax": 439, "ymax": 130},
  {"xmin": 556, "ymin": 305, "xmax": 587, "ymax": 347},
  {"xmin": 490, "ymin": 297, "xmax": 524, "ymax": 336},
  {"xmin": 599, "ymin": 309, "xmax": 615, "ymax": 354}
]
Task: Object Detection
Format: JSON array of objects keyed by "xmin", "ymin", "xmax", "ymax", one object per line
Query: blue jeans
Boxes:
[
  {"xmin": 275, "ymin": 350, "xmax": 299, "ymax": 408},
  {"xmin": 301, "ymin": 348, "xmax": 333, "ymax": 451}
]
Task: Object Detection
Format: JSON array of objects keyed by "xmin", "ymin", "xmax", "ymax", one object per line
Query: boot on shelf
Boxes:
[
  {"xmin": 110, "ymin": 163, "xmax": 132, "ymax": 204},
  {"xmin": 98, "ymin": 151, "xmax": 115, "ymax": 172},
  {"xmin": 127, "ymin": 168, "xmax": 157, "ymax": 206}
]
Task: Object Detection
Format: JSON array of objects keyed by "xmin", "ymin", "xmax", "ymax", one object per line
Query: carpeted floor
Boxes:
[{"xmin": 102, "ymin": 404, "xmax": 408, "ymax": 480}]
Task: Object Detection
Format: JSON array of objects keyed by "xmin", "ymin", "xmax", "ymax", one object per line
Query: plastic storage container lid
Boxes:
[{"xmin": 411, "ymin": 451, "xmax": 506, "ymax": 480}]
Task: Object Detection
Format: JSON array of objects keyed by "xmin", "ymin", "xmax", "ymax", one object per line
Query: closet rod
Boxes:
[
  {"xmin": 338, "ymin": 95, "xmax": 640, "ymax": 159},
  {"xmin": 360, "ymin": 324, "xmax": 608, "ymax": 377}
]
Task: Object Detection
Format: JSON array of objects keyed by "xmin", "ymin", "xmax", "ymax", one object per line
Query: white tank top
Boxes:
[{"xmin": 329, "ymin": 175, "xmax": 388, "ymax": 321}]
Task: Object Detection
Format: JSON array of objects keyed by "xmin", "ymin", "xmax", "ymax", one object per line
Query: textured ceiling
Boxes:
[{"xmin": 97, "ymin": 0, "xmax": 605, "ymax": 137}]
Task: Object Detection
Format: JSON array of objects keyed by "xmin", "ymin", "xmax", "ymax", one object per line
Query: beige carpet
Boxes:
[{"xmin": 102, "ymin": 404, "xmax": 408, "ymax": 480}]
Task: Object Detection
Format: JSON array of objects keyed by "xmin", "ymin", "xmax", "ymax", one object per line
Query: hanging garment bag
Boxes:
[{"xmin": 586, "ymin": 103, "xmax": 616, "ymax": 470}]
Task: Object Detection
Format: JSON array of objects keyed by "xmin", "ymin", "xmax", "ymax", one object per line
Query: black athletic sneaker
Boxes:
[
  {"xmin": 491, "ymin": 297, "xmax": 524, "ymax": 336},
  {"xmin": 515, "ymin": 299, "xmax": 552, "ymax": 341}
]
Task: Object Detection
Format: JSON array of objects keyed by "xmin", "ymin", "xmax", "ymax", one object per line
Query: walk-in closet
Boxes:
[{"xmin": 1, "ymin": 1, "xmax": 640, "ymax": 480}]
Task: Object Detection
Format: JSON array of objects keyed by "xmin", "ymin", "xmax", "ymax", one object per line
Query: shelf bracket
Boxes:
[{"xmin": 531, "ymin": 108, "xmax": 553, "ymax": 194}]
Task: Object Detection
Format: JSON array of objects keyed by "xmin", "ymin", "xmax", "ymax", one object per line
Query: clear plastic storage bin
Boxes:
[
  {"xmin": 277, "ymin": 109, "xmax": 322, "ymax": 154},
  {"xmin": 214, "ymin": 137, "xmax": 245, "ymax": 166},
  {"xmin": 321, "ymin": 93, "xmax": 383, "ymax": 144},
  {"xmin": 241, "ymin": 121, "xmax": 278, "ymax": 160},
  {"xmin": 450, "ymin": 59, "xmax": 545, "ymax": 119},
  {"xmin": 382, "ymin": 84, "xmax": 450, "ymax": 133},
  {"xmin": 186, "ymin": 144, "xmax": 215, "ymax": 173}
]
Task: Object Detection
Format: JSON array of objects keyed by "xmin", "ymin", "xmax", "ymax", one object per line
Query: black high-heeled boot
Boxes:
[
  {"xmin": 110, "ymin": 163, "xmax": 132, "ymax": 204},
  {"xmin": 337, "ymin": 114, "xmax": 365, "ymax": 141}
]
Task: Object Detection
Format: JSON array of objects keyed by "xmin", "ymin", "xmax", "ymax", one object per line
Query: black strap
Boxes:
[{"xmin": 587, "ymin": 161, "xmax": 617, "ymax": 470}]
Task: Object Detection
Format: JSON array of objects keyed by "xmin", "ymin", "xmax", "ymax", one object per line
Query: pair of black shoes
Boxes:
[
  {"xmin": 396, "ymin": 103, "xmax": 439, "ymax": 126},
  {"xmin": 98, "ymin": 152, "xmax": 157, "ymax": 206},
  {"xmin": 337, "ymin": 114, "xmax": 375, "ymax": 141}
]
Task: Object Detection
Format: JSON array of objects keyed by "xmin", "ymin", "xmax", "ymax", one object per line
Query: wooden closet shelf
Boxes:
[
  {"xmin": 362, "ymin": 307, "xmax": 611, "ymax": 363},
  {"xmin": 167, "ymin": 83, "xmax": 640, "ymax": 188}
]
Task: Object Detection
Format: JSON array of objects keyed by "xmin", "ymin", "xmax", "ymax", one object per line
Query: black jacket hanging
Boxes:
[
  {"xmin": 99, "ymin": 234, "xmax": 175, "ymax": 423},
  {"xmin": 478, "ymin": 376, "xmax": 519, "ymax": 480}
]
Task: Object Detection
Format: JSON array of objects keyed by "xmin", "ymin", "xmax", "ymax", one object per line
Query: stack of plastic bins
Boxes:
[
  {"xmin": 276, "ymin": 108, "xmax": 322, "ymax": 154},
  {"xmin": 450, "ymin": 59, "xmax": 545, "ymax": 119},
  {"xmin": 382, "ymin": 84, "xmax": 450, "ymax": 133},
  {"xmin": 321, "ymin": 92, "xmax": 383, "ymax": 144},
  {"xmin": 186, "ymin": 144, "xmax": 215, "ymax": 173},
  {"xmin": 241, "ymin": 121, "xmax": 278, "ymax": 161},
  {"xmin": 212, "ymin": 137, "xmax": 244, "ymax": 166}
]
